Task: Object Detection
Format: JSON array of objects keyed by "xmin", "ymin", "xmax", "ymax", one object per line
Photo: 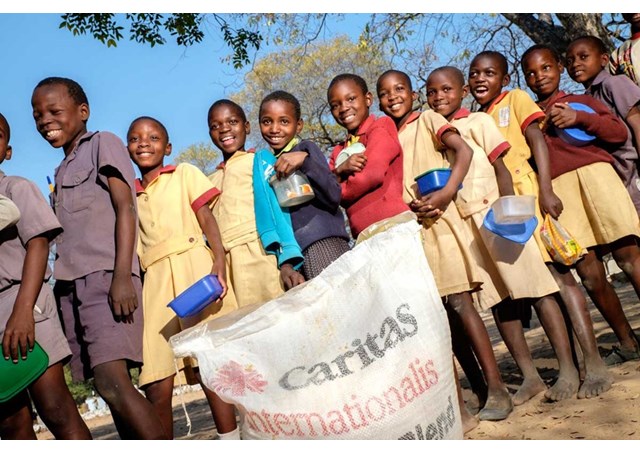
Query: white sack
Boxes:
[{"xmin": 170, "ymin": 220, "xmax": 462, "ymax": 440}]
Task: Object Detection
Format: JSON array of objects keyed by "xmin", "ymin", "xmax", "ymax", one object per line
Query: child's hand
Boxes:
[
  {"xmin": 109, "ymin": 273, "xmax": 138, "ymax": 323},
  {"xmin": 539, "ymin": 187, "xmax": 564, "ymax": 219},
  {"xmin": 2, "ymin": 304, "xmax": 35, "ymax": 362},
  {"xmin": 409, "ymin": 196, "xmax": 444, "ymax": 223},
  {"xmin": 211, "ymin": 262, "xmax": 228, "ymax": 301},
  {"xmin": 548, "ymin": 103, "xmax": 578, "ymax": 129},
  {"xmin": 280, "ymin": 263, "xmax": 305, "ymax": 290},
  {"xmin": 274, "ymin": 151, "xmax": 308, "ymax": 179},
  {"xmin": 335, "ymin": 154, "xmax": 367, "ymax": 178}
]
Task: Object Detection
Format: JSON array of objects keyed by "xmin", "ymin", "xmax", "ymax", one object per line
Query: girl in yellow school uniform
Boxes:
[{"xmin": 127, "ymin": 116, "xmax": 240, "ymax": 440}]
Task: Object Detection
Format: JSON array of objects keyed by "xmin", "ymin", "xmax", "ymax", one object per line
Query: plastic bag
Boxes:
[
  {"xmin": 540, "ymin": 215, "xmax": 586, "ymax": 266},
  {"xmin": 170, "ymin": 220, "xmax": 462, "ymax": 440}
]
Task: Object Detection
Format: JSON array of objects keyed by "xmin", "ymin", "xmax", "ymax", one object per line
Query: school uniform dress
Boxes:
[
  {"xmin": 209, "ymin": 151, "xmax": 284, "ymax": 307},
  {"xmin": 586, "ymin": 69, "xmax": 640, "ymax": 213},
  {"xmin": 51, "ymin": 131, "xmax": 144, "ymax": 381},
  {"xmin": 274, "ymin": 139, "xmax": 350, "ymax": 279},
  {"xmin": 328, "ymin": 114, "xmax": 410, "ymax": 240},
  {"xmin": 484, "ymin": 89, "xmax": 551, "ymax": 262},
  {"xmin": 0, "ymin": 171, "xmax": 71, "ymax": 367},
  {"xmin": 0, "ymin": 194, "xmax": 20, "ymax": 230},
  {"xmin": 609, "ymin": 31, "xmax": 640, "ymax": 86},
  {"xmin": 538, "ymin": 92, "xmax": 640, "ymax": 249},
  {"xmin": 135, "ymin": 163, "xmax": 239, "ymax": 387},
  {"xmin": 451, "ymin": 109, "xmax": 559, "ymax": 311},
  {"xmin": 398, "ymin": 110, "xmax": 482, "ymax": 298}
]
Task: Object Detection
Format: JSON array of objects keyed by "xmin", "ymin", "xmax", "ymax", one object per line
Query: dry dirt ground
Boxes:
[{"xmin": 37, "ymin": 281, "xmax": 640, "ymax": 441}]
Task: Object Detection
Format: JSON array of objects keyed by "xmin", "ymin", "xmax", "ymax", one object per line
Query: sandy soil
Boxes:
[{"xmin": 37, "ymin": 280, "xmax": 640, "ymax": 440}]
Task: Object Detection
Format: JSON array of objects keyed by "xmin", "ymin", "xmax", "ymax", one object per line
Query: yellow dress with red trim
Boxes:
[
  {"xmin": 484, "ymin": 89, "xmax": 551, "ymax": 261},
  {"xmin": 135, "ymin": 163, "xmax": 239, "ymax": 387},
  {"xmin": 399, "ymin": 110, "xmax": 482, "ymax": 298},
  {"xmin": 451, "ymin": 109, "xmax": 559, "ymax": 311},
  {"xmin": 208, "ymin": 150, "xmax": 285, "ymax": 308}
]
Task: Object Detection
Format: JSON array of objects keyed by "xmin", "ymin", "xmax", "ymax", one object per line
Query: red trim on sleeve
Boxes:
[
  {"xmin": 520, "ymin": 111, "xmax": 546, "ymax": 134},
  {"xmin": 191, "ymin": 187, "xmax": 221, "ymax": 213},
  {"xmin": 487, "ymin": 141, "xmax": 511, "ymax": 163},
  {"xmin": 436, "ymin": 124, "xmax": 457, "ymax": 140}
]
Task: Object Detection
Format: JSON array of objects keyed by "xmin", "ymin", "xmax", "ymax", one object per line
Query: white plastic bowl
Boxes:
[
  {"xmin": 269, "ymin": 171, "xmax": 315, "ymax": 208},
  {"xmin": 491, "ymin": 195, "xmax": 536, "ymax": 225}
]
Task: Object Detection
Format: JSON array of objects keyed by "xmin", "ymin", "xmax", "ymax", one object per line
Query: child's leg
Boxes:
[
  {"xmin": 93, "ymin": 360, "xmax": 168, "ymax": 439},
  {"xmin": 0, "ymin": 391, "xmax": 37, "ymax": 440},
  {"xmin": 143, "ymin": 375, "xmax": 176, "ymax": 439},
  {"xmin": 447, "ymin": 306, "xmax": 488, "ymax": 408},
  {"xmin": 445, "ymin": 292, "xmax": 512, "ymax": 421},
  {"xmin": 575, "ymin": 249, "xmax": 639, "ymax": 359},
  {"xmin": 491, "ymin": 298, "xmax": 547, "ymax": 405},
  {"xmin": 29, "ymin": 362, "xmax": 92, "ymax": 439},
  {"xmin": 550, "ymin": 263, "xmax": 613, "ymax": 398},
  {"xmin": 452, "ymin": 357, "xmax": 478, "ymax": 434},
  {"xmin": 531, "ymin": 294, "xmax": 580, "ymax": 402},
  {"xmin": 193, "ymin": 368, "xmax": 238, "ymax": 437}
]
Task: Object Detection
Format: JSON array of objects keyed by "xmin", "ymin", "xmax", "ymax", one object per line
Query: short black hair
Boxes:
[
  {"xmin": 521, "ymin": 44, "xmax": 562, "ymax": 72},
  {"xmin": 327, "ymin": 73, "xmax": 369, "ymax": 100},
  {"xmin": 208, "ymin": 99, "xmax": 247, "ymax": 123},
  {"xmin": 260, "ymin": 90, "xmax": 301, "ymax": 121},
  {"xmin": 376, "ymin": 69, "xmax": 413, "ymax": 93},
  {"xmin": 34, "ymin": 77, "xmax": 89, "ymax": 106},
  {"xmin": 128, "ymin": 116, "xmax": 169, "ymax": 142},
  {"xmin": 471, "ymin": 51, "xmax": 509, "ymax": 75},
  {"xmin": 0, "ymin": 113, "xmax": 10, "ymax": 142},
  {"xmin": 428, "ymin": 66, "xmax": 466, "ymax": 87},
  {"xmin": 568, "ymin": 35, "xmax": 609, "ymax": 55}
]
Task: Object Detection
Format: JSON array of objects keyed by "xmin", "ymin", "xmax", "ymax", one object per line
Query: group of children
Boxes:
[{"xmin": 1, "ymin": 27, "xmax": 640, "ymax": 440}]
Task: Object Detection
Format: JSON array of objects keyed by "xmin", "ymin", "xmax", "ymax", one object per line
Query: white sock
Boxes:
[{"xmin": 218, "ymin": 427, "xmax": 241, "ymax": 440}]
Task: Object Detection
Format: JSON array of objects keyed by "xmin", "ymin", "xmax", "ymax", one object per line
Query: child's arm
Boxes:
[
  {"xmin": 280, "ymin": 263, "xmax": 305, "ymax": 290},
  {"xmin": 524, "ymin": 122, "xmax": 563, "ymax": 219},
  {"xmin": 195, "ymin": 205, "xmax": 228, "ymax": 301},
  {"xmin": 297, "ymin": 143, "xmax": 342, "ymax": 211},
  {"xmin": 106, "ymin": 172, "xmax": 138, "ymax": 322},
  {"xmin": 0, "ymin": 194, "xmax": 20, "ymax": 230},
  {"xmin": 274, "ymin": 151, "xmax": 308, "ymax": 179},
  {"xmin": 548, "ymin": 102, "xmax": 628, "ymax": 146},
  {"xmin": 492, "ymin": 157, "xmax": 515, "ymax": 197},
  {"xmin": 410, "ymin": 131, "xmax": 473, "ymax": 219},
  {"xmin": 2, "ymin": 235, "xmax": 48, "ymax": 362},
  {"xmin": 625, "ymin": 106, "xmax": 640, "ymax": 152}
]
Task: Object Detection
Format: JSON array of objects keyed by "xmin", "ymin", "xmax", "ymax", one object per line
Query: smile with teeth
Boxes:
[
  {"xmin": 221, "ymin": 136, "xmax": 235, "ymax": 143},
  {"xmin": 341, "ymin": 113, "xmax": 356, "ymax": 122},
  {"xmin": 45, "ymin": 129, "xmax": 62, "ymax": 140}
]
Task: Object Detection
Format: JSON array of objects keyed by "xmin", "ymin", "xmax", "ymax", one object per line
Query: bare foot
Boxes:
[
  {"xmin": 512, "ymin": 376, "xmax": 547, "ymax": 406},
  {"xmin": 577, "ymin": 367, "xmax": 614, "ymax": 399},
  {"xmin": 461, "ymin": 409, "xmax": 479, "ymax": 434},
  {"xmin": 478, "ymin": 387, "xmax": 513, "ymax": 421},
  {"xmin": 545, "ymin": 369, "xmax": 580, "ymax": 402}
]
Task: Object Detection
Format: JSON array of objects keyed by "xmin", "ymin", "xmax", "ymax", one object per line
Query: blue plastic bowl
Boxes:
[
  {"xmin": 168, "ymin": 274, "xmax": 223, "ymax": 318},
  {"xmin": 482, "ymin": 208, "xmax": 538, "ymax": 244},
  {"xmin": 556, "ymin": 102, "xmax": 596, "ymax": 146},
  {"xmin": 414, "ymin": 168, "xmax": 462, "ymax": 197}
]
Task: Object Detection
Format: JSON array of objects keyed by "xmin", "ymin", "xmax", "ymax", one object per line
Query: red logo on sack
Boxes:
[{"xmin": 212, "ymin": 361, "xmax": 268, "ymax": 396}]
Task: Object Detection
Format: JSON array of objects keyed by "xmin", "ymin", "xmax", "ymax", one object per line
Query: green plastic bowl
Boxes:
[{"xmin": 0, "ymin": 341, "xmax": 49, "ymax": 403}]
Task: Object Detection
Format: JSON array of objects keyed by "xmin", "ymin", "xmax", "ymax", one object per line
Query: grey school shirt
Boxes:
[
  {"xmin": 586, "ymin": 70, "xmax": 640, "ymax": 211},
  {"xmin": 51, "ymin": 131, "xmax": 141, "ymax": 281},
  {"xmin": 0, "ymin": 171, "xmax": 62, "ymax": 291}
]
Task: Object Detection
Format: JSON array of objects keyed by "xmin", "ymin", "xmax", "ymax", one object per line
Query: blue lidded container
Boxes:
[
  {"xmin": 414, "ymin": 168, "xmax": 462, "ymax": 197},
  {"xmin": 556, "ymin": 102, "xmax": 596, "ymax": 146},
  {"xmin": 168, "ymin": 274, "xmax": 223, "ymax": 318}
]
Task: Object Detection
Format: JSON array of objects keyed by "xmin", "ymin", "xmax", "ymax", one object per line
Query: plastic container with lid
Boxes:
[
  {"xmin": 491, "ymin": 195, "xmax": 536, "ymax": 225},
  {"xmin": 0, "ymin": 341, "xmax": 49, "ymax": 403},
  {"xmin": 269, "ymin": 171, "xmax": 315, "ymax": 208},
  {"xmin": 414, "ymin": 168, "xmax": 462, "ymax": 197},
  {"xmin": 168, "ymin": 274, "xmax": 223, "ymax": 318},
  {"xmin": 555, "ymin": 102, "xmax": 596, "ymax": 146}
]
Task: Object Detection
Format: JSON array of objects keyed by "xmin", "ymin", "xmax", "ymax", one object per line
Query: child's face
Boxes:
[
  {"xmin": 377, "ymin": 73, "xmax": 416, "ymax": 123},
  {"xmin": 468, "ymin": 55, "xmax": 510, "ymax": 108},
  {"xmin": 208, "ymin": 105, "xmax": 250, "ymax": 155},
  {"xmin": 565, "ymin": 40, "xmax": 608, "ymax": 86},
  {"xmin": 127, "ymin": 119, "xmax": 171, "ymax": 173},
  {"xmin": 522, "ymin": 49, "xmax": 563, "ymax": 101},
  {"xmin": 327, "ymin": 79, "xmax": 372, "ymax": 134},
  {"xmin": 0, "ymin": 118, "xmax": 11, "ymax": 165},
  {"xmin": 426, "ymin": 70, "xmax": 467, "ymax": 121},
  {"xmin": 31, "ymin": 83, "xmax": 89, "ymax": 155},
  {"xmin": 259, "ymin": 100, "xmax": 303, "ymax": 152},
  {"xmin": 623, "ymin": 13, "xmax": 640, "ymax": 27}
]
